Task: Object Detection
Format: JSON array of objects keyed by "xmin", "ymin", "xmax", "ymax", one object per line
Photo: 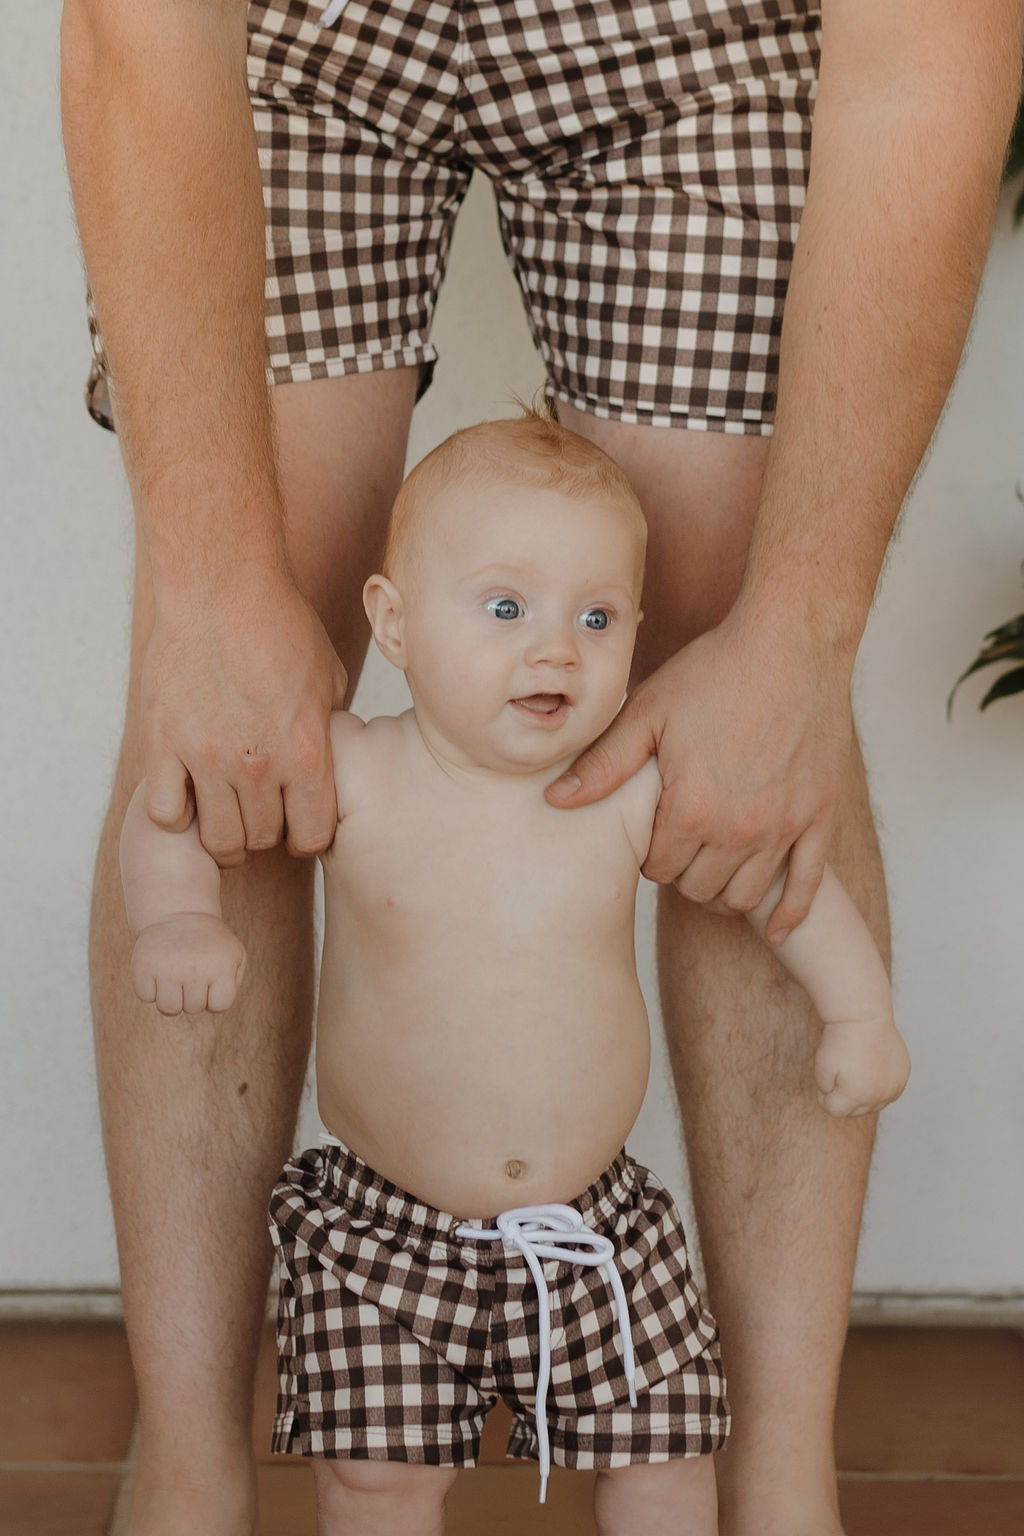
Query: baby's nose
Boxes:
[{"xmin": 525, "ymin": 622, "xmax": 580, "ymax": 667}]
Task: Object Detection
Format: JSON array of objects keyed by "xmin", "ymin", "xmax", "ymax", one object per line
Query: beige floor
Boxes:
[{"xmin": 2, "ymin": 1323, "xmax": 1023, "ymax": 1534}]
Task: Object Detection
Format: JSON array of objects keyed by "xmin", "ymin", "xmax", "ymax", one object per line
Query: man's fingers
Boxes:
[
  {"xmin": 671, "ymin": 844, "xmax": 741, "ymax": 907},
  {"xmin": 764, "ymin": 831, "xmax": 827, "ymax": 942},
  {"xmin": 145, "ymin": 758, "xmax": 193, "ymax": 832},
  {"xmin": 640, "ymin": 778, "xmax": 703, "ymax": 884},
  {"xmin": 282, "ymin": 772, "xmax": 339, "ymax": 857},
  {"xmin": 545, "ymin": 703, "xmax": 656, "ymax": 809},
  {"xmin": 239, "ymin": 792, "xmax": 285, "ymax": 853},
  {"xmin": 717, "ymin": 847, "xmax": 790, "ymax": 916},
  {"xmin": 236, "ymin": 764, "xmax": 287, "ymax": 853},
  {"xmin": 192, "ymin": 780, "xmax": 247, "ymax": 868},
  {"xmin": 669, "ymin": 844, "xmax": 783, "ymax": 912}
]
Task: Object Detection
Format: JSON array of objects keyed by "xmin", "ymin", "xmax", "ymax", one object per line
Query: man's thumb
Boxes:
[{"xmin": 544, "ymin": 709, "xmax": 655, "ymax": 808}]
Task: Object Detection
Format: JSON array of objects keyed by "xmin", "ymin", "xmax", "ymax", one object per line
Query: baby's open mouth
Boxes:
[{"xmin": 510, "ymin": 692, "xmax": 570, "ymax": 723}]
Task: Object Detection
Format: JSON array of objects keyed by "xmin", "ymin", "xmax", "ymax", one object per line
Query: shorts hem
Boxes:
[
  {"xmin": 547, "ymin": 384, "xmax": 774, "ymax": 437},
  {"xmin": 504, "ymin": 1411, "xmax": 730, "ymax": 1468},
  {"xmin": 272, "ymin": 1399, "xmax": 482, "ymax": 1464},
  {"xmin": 265, "ymin": 344, "xmax": 437, "ymax": 397},
  {"xmin": 271, "ymin": 1434, "xmax": 480, "ymax": 1467}
]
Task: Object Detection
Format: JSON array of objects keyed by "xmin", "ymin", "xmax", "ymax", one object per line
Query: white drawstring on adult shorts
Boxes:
[
  {"xmin": 456, "ymin": 1204, "xmax": 638, "ymax": 1504},
  {"xmin": 318, "ymin": 0, "xmax": 348, "ymax": 27}
]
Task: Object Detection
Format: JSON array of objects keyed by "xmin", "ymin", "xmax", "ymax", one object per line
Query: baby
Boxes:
[{"xmin": 120, "ymin": 411, "xmax": 909, "ymax": 1535}]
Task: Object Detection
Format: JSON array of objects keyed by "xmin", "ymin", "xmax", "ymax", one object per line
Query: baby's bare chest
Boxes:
[{"xmin": 326, "ymin": 795, "xmax": 639, "ymax": 945}]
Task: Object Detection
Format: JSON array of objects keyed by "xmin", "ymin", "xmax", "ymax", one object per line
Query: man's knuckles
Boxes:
[{"xmin": 237, "ymin": 749, "xmax": 271, "ymax": 783}]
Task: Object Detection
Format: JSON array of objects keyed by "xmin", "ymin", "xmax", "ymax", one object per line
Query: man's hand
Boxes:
[
  {"xmin": 545, "ymin": 612, "xmax": 853, "ymax": 938},
  {"xmin": 141, "ymin": 569, "xmax": 347, "ymax": 866}
]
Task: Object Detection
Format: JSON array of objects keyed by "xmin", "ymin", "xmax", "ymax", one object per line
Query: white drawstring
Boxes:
[
  {"xmin": 456, "ymin": 1204, "xmax": 637, "ymax": 1504},
  {"xmin": 317, "ymin": 0, "xmax": 348, "ymax": 28}
]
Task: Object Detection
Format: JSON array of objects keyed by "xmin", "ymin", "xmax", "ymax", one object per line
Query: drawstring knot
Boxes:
[{"xmin": 456, "ymin": 1203, "xmax": 637, "ymax": 1503}]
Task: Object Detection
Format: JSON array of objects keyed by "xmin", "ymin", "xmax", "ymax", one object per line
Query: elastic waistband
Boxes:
[{"xmin": 309, "ymin": 1134, "xmax": 637, "ymax": 1258}]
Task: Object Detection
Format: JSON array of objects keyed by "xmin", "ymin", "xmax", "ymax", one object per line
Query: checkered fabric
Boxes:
[
  {"xmin": 268, "ymin": 1140, "xmax": 729, "ymax": 1467},
  {"xmin": 84, "ymin": 0, "xmax": 820, "ymax": 434}
]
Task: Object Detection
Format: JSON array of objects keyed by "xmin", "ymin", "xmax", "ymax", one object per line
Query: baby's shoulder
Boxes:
[{"xmin": 330, "ymin": 710, "xmax": 408, "ymax": 814}]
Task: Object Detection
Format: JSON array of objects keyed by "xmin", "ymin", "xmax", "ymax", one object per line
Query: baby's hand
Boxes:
[
  {"xmin": 130, "ymin": 913, "xmax": 247, "ymax": 1017},
  {"xmin": 814, "ymin": 1017, "xmax": 911, "ymax": 1118}
]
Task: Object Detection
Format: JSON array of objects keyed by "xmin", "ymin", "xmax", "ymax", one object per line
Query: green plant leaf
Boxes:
[
  {"xmin": 1007, "ymin": 96, "xmax": 1024, "ymax": 181},
  {"xmin": 1007, "ymin": 92, "xmax": 1024, "ymax": 222},
  {"xmin": 980, "ymin": 664, "xmax": 1024, "ymax": 709},
  {"xmin": 946, "ymin": 613, "xmax": 1024, "ymax": 715},
  {"xmin": 982, "ymin": 617, "xmax": 1024, "ymax": 654}
]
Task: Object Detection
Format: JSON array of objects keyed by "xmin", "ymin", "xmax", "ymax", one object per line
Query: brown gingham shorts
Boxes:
[
  {"xmin": 268, "ymin": 1139, "xmax": 729, "ymax": 1467},
  {"xmin": 85, "ymin": 0, "xmax": 821, "ymax": 435}
]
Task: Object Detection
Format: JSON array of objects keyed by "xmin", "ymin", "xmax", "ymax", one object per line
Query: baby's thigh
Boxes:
[
  {"xmin": 593, "ymin": 1455, "xmax": 717, "ymax": 1536},
  {"xmin": 313, "ymin": 1458, "xmax": 459, "ymax": 1535}
]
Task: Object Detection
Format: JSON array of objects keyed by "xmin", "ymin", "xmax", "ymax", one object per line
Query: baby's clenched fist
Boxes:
[
  {"xmin": 130, "ymin": 912, "xmax": 247, "ymax": 1017},
  {"xmin": 815, "ymin": 1017, "xmax": 911, "ymax": 1118}
]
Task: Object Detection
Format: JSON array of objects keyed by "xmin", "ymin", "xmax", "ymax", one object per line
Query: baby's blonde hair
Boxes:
[{"xmin": 381, "ymin": 401, "xmax": 646, "ymax": 581}]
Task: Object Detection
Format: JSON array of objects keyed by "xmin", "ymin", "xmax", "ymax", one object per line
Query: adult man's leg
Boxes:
[
  {"xmin": 559, "ymin": 406, "xmax": 887, "ymax": 1536},
  {"xmin": 90, "ymin": 368, "xmax": 420, "ymax": 1536}
]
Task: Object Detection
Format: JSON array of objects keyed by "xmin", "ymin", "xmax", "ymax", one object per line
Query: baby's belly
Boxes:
[{"xmin": 314, "ymin": 980, "xmax": 652, "ymax": 1217}]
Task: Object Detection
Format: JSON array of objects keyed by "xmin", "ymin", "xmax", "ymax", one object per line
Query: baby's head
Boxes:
[{"xmin": 364, "ymin": 407, "xmax": 646, "ymax": 775}]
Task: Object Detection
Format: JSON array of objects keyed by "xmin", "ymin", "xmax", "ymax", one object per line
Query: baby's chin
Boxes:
[
  {"xmin": 478, "ymin": 718, "xmax": 616, "ymax": 779},
  {"xmin": 427, "ymin": 729, "xmax": 584, "ymax": 781},
  {"xmin": 411, "ymin": 698, "xmax": 620, "ymax": 778}
]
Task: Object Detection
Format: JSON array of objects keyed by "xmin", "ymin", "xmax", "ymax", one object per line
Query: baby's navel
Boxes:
[{"xmin": 504, "ymin": 1158, "xmax": 527, "ymax": 1181}]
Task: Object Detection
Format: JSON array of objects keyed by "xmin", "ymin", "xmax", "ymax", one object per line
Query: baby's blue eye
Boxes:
[
  {"xmin": 485, "ymin": 597, "xmax": 522, "ymax": 621},
  {"xmin": 581, "ymin": 608, "xmax": 610, "ymax": 630}
]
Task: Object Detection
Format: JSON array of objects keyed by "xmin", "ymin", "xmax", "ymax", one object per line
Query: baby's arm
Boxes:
[
  {"xmin": 747, "ymin": 867, "xmax": 910, "ymax": 1118},
  {"xmin": 120, "ymin": 783, "xmax": 246, "ymax": 1016}
]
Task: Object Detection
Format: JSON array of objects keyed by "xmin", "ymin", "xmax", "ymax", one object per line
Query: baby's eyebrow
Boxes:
[
  {"xmin": 584, "ymin": 584, "xmax": 637, "ymax": 606},
  {"xmin": 460, "ymin": 563, "xmax": 532, "ymax": 583}
]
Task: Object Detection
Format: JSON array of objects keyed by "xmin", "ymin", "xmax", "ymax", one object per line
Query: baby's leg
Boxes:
[
  {"xmin": 593, "ymin": 1456, "xmax": 718, "ymax": 1536},
  {"xmin": 313, "ymin": 1459, "xmax": 459, "ymax": 1536}
]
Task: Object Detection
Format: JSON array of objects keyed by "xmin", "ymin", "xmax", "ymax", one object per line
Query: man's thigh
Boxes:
[{"xmin": 555, "ymin": 406, "xmax": 771, "ymax": 679}]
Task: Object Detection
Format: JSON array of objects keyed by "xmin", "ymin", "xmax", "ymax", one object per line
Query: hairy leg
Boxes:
[
  {"xmin": 658, "ymin": 744, "xmax": 885, "ymax": 1536},
  {"xmin": 559, "ymin": 406, "xmax": 888, "ymax": 1536},
  {"xmin": 90, "ymin": 368, "xmax": 419, "ymax": 1536},
  {"xmin": 593, "ymin": 1456, "xmax": 718, "ymax": 1536},
  {"xmin": 313, "ymin": 1459, "xmax": 458, "ymax": 1536}
]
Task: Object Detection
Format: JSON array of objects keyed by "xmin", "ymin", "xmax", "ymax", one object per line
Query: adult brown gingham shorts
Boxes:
[
  {"xmin": 268, "ymin": 1140, "xmax": 729, "ymax": 1468},
  {"xmin": 84, "ymin": 0, "xmax": 820, "ymax": 435}
]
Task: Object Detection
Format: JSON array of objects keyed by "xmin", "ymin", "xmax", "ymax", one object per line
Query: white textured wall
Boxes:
[{"xmin": 2, "ymin": 6, "xmax": 1023, "ymax": 1296}]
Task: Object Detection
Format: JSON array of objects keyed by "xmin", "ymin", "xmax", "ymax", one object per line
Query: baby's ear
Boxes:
[{"xmin": 363, "ymin": 575, "xmax": 408, "ymax": 670}]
